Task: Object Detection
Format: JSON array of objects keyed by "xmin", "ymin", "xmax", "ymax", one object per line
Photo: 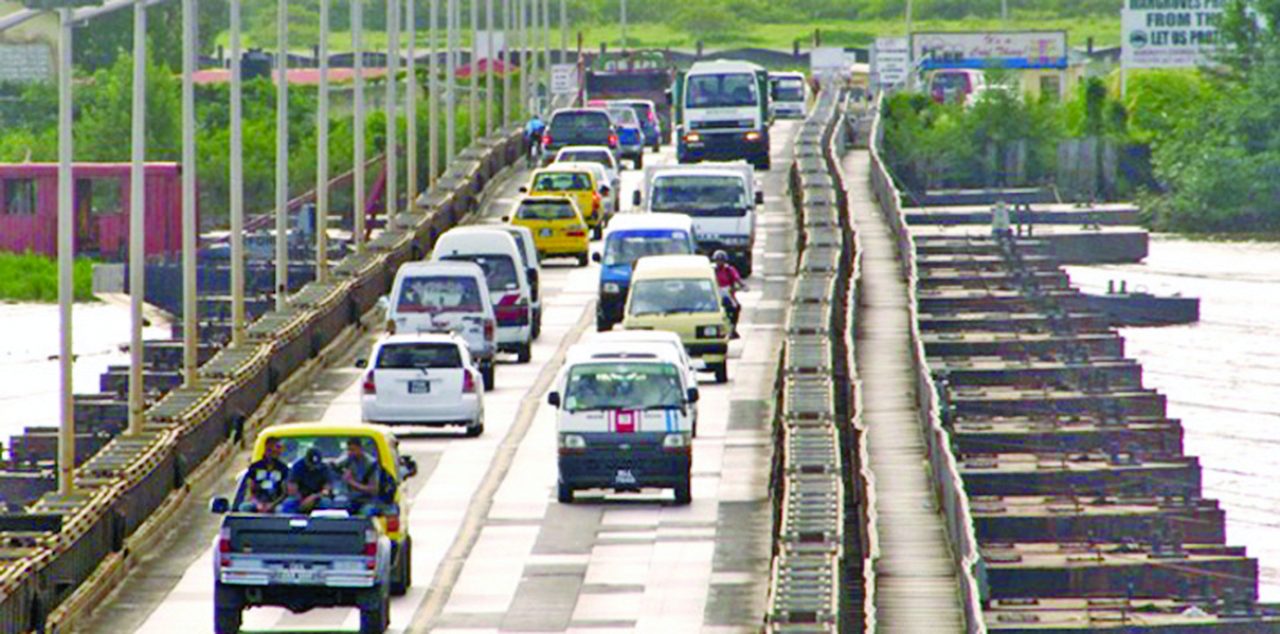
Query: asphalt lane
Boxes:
[{"xmin": 83, "ymin": 120, "xmax": 798, "ymax": 634}]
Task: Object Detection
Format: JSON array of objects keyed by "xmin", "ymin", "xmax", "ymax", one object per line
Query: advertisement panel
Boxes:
[
  {"xmin": 1121, "ymin": 0, "xmax": 1224, "ymax": 69},
  {"xmin": 550, "ymin": 63, "xmax": 579, "ymax": 95},
  {"xmin": 872, "ymin": 37, "xmax": 910, "ymax": 90},
  {"xmin": 911, "ymin": 31, "xmax": 1068, "ymax": 70}
]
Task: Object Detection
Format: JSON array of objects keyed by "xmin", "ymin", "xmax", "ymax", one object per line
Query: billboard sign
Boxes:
[
  {"xmin": 912, "ymin": 31, "xmax": 1068, "ymax": 70},
  {"xmin": 810, "ymin": 46, "xmax": 846, "ymax": 80},
  {"xmin": 1121, "ymin": 0, "xmax": 1224, "ymax": 69},
  {"xmin": 872, "ymin": 37, "xmax": 910, "ymax": 90},
  {"xmin": 550, "ymin": 63, "xmax": 579, "ymax": 95}
]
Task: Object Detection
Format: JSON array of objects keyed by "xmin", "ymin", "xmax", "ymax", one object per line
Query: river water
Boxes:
[{"xmin": 1066, "ymin": 234, "xmax": 1280, "ymax": 601}]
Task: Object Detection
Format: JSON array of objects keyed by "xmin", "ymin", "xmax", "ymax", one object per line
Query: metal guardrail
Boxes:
[
  {"xmin": 0, "ymin": 95, "xmax": 573, "ymax": 633},
  {"xmin": 767, "ymin": 88, "xmax": 870, "ymax": 633},
  {"xmin": 865, "ymin": 94, "xmax": 989, "ymax": 634}
]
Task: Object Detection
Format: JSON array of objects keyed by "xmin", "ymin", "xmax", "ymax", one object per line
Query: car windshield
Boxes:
[
  {"xmin": 518, "ymin": 200, "xmax": 579, "ymax": 221},
  {"xmin": 773, "ymin": 79, "xmax": 805, "ymax": 101},
  {"xmin": 442, "ymin": 254, "xmax": 519, "ymax": 291},
  {"xmin": 628, "ymin": 278, "xmax": 719, "ymax": 316},
  {"xmin": 533, "ymin": 171, "xmax": 592, "ymax": 192},
  {"xmin": 376, "ymin": 342, "xmax": 463, "ymax": 369},
  {"xmin": 608, "ymin": 108, "xmax": 639, "ymax": 127},
  {"xmin": 627, "ymin": 103, "xmax": 653, "ymax": 123},
  {"xmin": 551, "ymin": 112, "xmax": 610, "ymax": 132},
  {"xmin": 603, "ymin": 232, "xmax": 692, "ymax": 267},
  {"xmin": 560, "ymin": 151, "xmax": 613, "ymax": 169},
  {"xmin": 687, "ymin": 72, "xmax": 758, "ymax": 108},
  {"xmin": 395, "ymin": 275, "xmax": 484, "ymax": 313},
  {"xmin": 564, "ymin": 362, "xmax": 684, "ymax": 412},
  {"xmin": 651, "ymin": 176, "xmax": 749, "ymax": 216}
]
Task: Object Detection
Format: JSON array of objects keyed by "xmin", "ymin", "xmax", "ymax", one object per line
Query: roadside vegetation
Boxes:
[{"xmin": 0, "ymin": 253, "xmax": 95, "ymax": 303}]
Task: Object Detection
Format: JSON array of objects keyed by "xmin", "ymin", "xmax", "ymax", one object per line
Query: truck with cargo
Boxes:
[
  {"xmin": 634, "ymin": 162, "xmax": 762, "ymax": 277},
  {"xmin": 671, "ymin": 60, "xmax": 772, "ymax": 170},
  {"xmin": 584, "ymin": 50, "xmax": 674, "ymax": 144}
]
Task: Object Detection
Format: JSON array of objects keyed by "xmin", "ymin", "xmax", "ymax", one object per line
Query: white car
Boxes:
[
  {"xmin": 580, "ymin": 330, "xmax": 702, "ymax": 434},
  {"xmin": 554, "ymin": 146, "xmax": 621, "ymax": 210},
  {"xmin": 360, "ymin": 333, "xmax": 484, "ymax": 436}
]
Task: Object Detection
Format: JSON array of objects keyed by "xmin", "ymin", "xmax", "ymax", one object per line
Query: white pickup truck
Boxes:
[{"xmin": 633, "ymin": 162, "xmax": 763, "ymax": 277}]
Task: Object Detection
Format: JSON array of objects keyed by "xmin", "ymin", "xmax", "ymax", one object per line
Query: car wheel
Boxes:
[
  {"xmin": 673, "ymin": 477, "xmax": 692, "ymax": 505},
  {"xmin": 359, "ymin": 588, "xmax": 389, "ymax": 634},
  {"xmin": 481, "ymin": 363, "xmax": 496, "ymax": 391},
  {"xmin": 576, "ymin": 252, "xmax": 589, "ymax": 267},
  {"xmin": 713, "ymin": 361, "xmax": 729, "ymax": 384},
  {"xmin": 214, "ymin": 584, "xmax": 242, "ymax": 634},
  {"xmin": 634, "ymin": 154, "xmax": 644, "ymax": 169},
  {"xmin": 532, "ymin": 311, "xmax": 542, "ymax": 340},
  {"xmin": 516, "ymin": 342, "xmax": 532, "ymax": 364},
  {"xmin": 390, "ymin": 537, "xmax": 412, "ymax": 596},
  {"xmin": 596, "ymin": 315, "xmax": 613, "ymax": 332},
  {"xmin": 591, "ymin": 225, "xmax": 602, "ymax": 240},
  {"xmin": 465, "ymin": 419, "xmax": 485, "ymax": 437},
  {"xmin": 652, "ymin": 140, "xmax": 660, "ymax": 152},
  {"xmin": 557, "ymin": 480, "xmax": 574, "ymax": 504}
]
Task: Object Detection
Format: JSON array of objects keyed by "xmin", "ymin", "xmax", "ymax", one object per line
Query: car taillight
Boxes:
[
  {"xmin": 592, "ymin": 192, "xmax": 602, "ymax": 214},
  {"xmin": 484, "ymin": 319, "xmax": 495, "ymax": 341},
  {"xmin": 385, "ymin": 514, "xmax": 400, "ymax": 534},
  {"xmin": 364, "ymin": 529, "xmax": 378, "ymax": 556},
  {"xmin": 218, "ymin": 527, "xmax": 232, "ymax": 553},
  {"xmin": 648, "ymin": 111, "xmax": 657, "ymax": 123},
  {"xmin": 608, "ymin": 134, "xmax": 618, "ymax": 148},
  {"xmin": 362, "ymin": 371, "xmax": 376, "ymax": 395},
  {"xmin": 463, "ymin": 371, "xmax": 476, "ymax": 393},
  {"xmin": 567, "ymin": 227, "xmax": 586, "ymax": 237},
  {"xmin": 542, "ymin": 134, "xmax": 552, "ymax": 147}
]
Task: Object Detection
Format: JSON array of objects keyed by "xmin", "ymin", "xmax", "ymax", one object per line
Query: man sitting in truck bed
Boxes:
[
  {"xmin": 336, "ymin": 438, "xmax": 383, "ymax": 516},
  {"xmin": 280, "ymin": 447, "xmax": 335, "ymax": 514},
  {"xmin": 238, "ymin": 437, "xmax": 290, "ymax": 512}
]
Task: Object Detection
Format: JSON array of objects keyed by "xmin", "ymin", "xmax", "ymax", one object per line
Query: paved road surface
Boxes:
[{"xmin": 84, "ymin": 121, "xmax": 798, "ymax": 634}]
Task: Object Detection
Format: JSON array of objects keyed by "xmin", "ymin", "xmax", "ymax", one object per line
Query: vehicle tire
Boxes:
[
  {"xmin": 634, "ymin": 154, "xmax": 644, "ymax": 169},
  {"xmin": 652, "ymin": 139, "xmax": 660, "ymax": 152},
  {"xmin": 390, "ymin": 537, "xmax": 412, "ymax": 596},
  {"xmin": 481, "ymin": 363, "xmax": 496, "ymax": 391},
  {"xmin": 516, "ymin": 342, "xmax": 532, "ymax": 364},
  {"xmin": 756, "ymin": 158, "xmax": 771, "ymax": 171},
  {"xmin": 713, "ymin": 361, "xmax": 729, "ymax": 384},
  {"xmin": 532, "ymin": 310, "xmax": 542, "ymax": 340},
  {"xmin": 214, "ymin": 585, "xmax": 242, "ymax": 634},
  {"xmin": 557, "ymin": 480, "xmax": 574, "ymax": 504},
  {"xmin": 673, "ymin": 477, "xmax": 692, "ymax": 505},
  {"xmin": 596, "ymin": 315, "xmax": 613, "ymax": 332},
  {"xmin": 591, "ymin": 225, "xmax": 602, "ymax": 240},
  {"xmin": 576, "ymin": 252, "xmax": 589, "ymax": 267},
  {"xmin": 465, "ymin": 418, "xmax": 485, "ymax": 437},
  {"xmin": 359, "ymin": 589, "xmax": 389, "ymax": 634}
]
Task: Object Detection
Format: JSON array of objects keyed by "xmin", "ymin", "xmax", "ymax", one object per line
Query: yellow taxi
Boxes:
[
  {"xmin": 505, "ymin": 196, "xmax": 590, "ymax": 266},
  {"xmin": 621, "ymin": 254, "xmax": 732, "ymax": 384},
  {"xmin": 520, "ymin": 166, "xmax": 608, "ymax": 238},
  {"xmin": 251, "ymin": 423, "xmax": 419, "ymax": 595}
]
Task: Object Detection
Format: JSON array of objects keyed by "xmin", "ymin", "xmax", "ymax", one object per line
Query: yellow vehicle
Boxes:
[
  {"xmin": 248, "ymin": 423, "xmax": 419, "ymax": 595},
  {"xmin": 505, "ymin": 195, "xmax": 590, "ymax": 266},
  {"xmin": 520, "ymin": 166, "xmax": 608, "ymax": 238},
  {"xmin": 621, "ymin": 254, "xmax": 731, "ymax": 383}
]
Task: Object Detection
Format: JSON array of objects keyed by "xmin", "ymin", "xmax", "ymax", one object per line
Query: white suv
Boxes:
[{"xmin": 359, "ymin": 333, "xmax": 485, "ymax": 436}]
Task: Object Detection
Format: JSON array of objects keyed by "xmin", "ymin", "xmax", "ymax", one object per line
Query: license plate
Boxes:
[
  {"xmin": 276, "ymin": 567, "xmax": 318, "ymax": 584},
  {"xmin": 615, "ymin": 469, "xmax": 637, "ymax": 485},
  {"xmin": 408, "ymin": 380, "xmax": 430, "ymax": 394},
  {"xmin": 540, "ymin": 228, "xmax": 553, "ymax": 237}
]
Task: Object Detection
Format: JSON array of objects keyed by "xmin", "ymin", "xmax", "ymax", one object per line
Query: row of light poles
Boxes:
[{"xmin": 9, "ymin": 0, "xmax": 569, "ymax": 497}]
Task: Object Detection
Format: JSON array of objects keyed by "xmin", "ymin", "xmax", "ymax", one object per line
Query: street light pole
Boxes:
[
  {"xmin": 56, "ymin": 6, "xmax": 74, "ymax": 496},
  {"xmin": 470, "ymin": 0, "xmax": 478, "ymax": 144},
  {"xmin": 541, "ymin": 0, "xmax": 549, "ymax": 106},
  {"xmin": 486, "ymin": 0, "xmax": 494, "ymax": 135},
  {"xmin": 406, "ymin": 0, "xmax": 417, "ymax": 210},
  {"xmin": 316, "ymin": 0, "xmax": 330, "ymax": 282},
  {"xmin": 353, "ymin": 0, "xmax": 366, "ymax": 250},
  {"xmin": 446, "ymin": 0, "xmax": 456, "ymax": 161},
  {"xmin": 620, "ymin": 0, "xmax": 626, "ymax": 52},
  {"xmin": 230, "ymin": 0, "xmax": 245, "ymax": 340},
  {"xmin": 274, "ymin": 0, "xmax": 289, "ymax": 311},
  {"xmin": 181, "ymin": 0, "xmax": 197, "ymax": 385},
  {"xmin": 559, "ymin": 0, "xmax": 565, "ymax": 68},
  {"xmin": 517, "ymin": 0, "xmax": 525, "ymax": 115},
  {"xmin": 385, "ymin": 0, "xmax": 399, "ymax": 225},
  {"xmin": 429, "ymin": 0, "xmax": 438, "ymax": 187},
  {"xmin": 502, "ymin": 0, "xmax": 510, "ymax": 128},
  {"xmin": 128, "ymin": 0, "xmax": 147, "ymax": 436}
]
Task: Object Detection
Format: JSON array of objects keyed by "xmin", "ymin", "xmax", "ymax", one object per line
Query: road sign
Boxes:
[
  {"xmin": 1121, "ymin": 0, "xmax": 1223, "ymax": 69},
  {"xmin": 911, "ymin": 31, "xmax": 1068, "ymax": 70},
  {"xmin": 550, "ymin": 63, "xmax": 578, "ymax": 95},
  {"xmin": 871, "ymin": 37, "xmax": 910, "ymax": 91}
]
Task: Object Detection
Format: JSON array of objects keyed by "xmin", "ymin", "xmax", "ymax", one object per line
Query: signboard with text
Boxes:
[
  {"xmin": 1121, "ymin": 0, "xmax": 1224, "ymax": 69},
  {"xmin": 550, "ymin": 64, "xmax": 579, "ymax": 95},
  {"xmin": 871, "ymin": 37, "xmax": 910, "ymax": 90},
  {"xmin": 912, "ymin": 31, "xmax": 1068, "ymax": 70}
]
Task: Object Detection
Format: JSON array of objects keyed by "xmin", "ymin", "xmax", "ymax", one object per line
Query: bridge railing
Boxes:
[
  {"xmin": 865, "ymin": 93, "xmax": 989, "ymax": 633},
  {"xmin": 0, "ymin": 94, "xmax": 573, "ymax": 634}
]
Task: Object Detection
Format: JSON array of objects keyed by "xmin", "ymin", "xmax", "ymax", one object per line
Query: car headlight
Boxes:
[
  {"xmin": 697, "ymin": 324, "xmax": 723, "ymax": 338},
  {"xmin": 602, "ymin": 282, "xmax": 622, "ymax": 294},
  {"xmin": 663, "ymin": 433, "xmax": 692, "ymax": 449},
  {"xmin": 559, "ymin": 433, "xmax": 586, "ymax": 450}
]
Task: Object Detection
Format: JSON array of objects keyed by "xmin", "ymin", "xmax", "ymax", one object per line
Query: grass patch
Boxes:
[{"xmin": 0, "ymin": 252, "xmax": 96, "ymax": 303}]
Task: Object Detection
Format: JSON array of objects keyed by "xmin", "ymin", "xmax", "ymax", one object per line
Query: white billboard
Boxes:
[
  {"xmin": 872, "ymin": 37, "xmax": 910, "ymax": 90},
  {"xmin": 550, "ymin": 63, "xmax": 579, "ymax": 95},
  {"xmin": 912, "ymin": 31, "xmax": 1068, "ymax": 70},
  {"xmin": 1121, "ymin": 0, "xmax": 1224, "ymax": 69}
]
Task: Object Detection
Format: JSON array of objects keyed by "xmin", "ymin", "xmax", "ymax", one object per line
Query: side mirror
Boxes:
[
  {"xmin": 686, "ymin": 387, "xmax": 700, "ymax": 404},
  {"xmin": 501, "ymin": 215, "xmax": 510, "ymax": 222},
  {"xmin": 355, "ymin": 358, "xmax": 368, "ymax": 369},
  {"xmin": 210, "ymin": 497, "xmax": 230, "ymax": 514},
  {"xmin": 400, "ymin": 455, "xmax": 418, "ymax": 479},
  {"xmin": 600, "ymin": 186, "xmax": 611, "ymax": 196},
  {"xmin": 377, "ymin": 295, "xmax": 390, "ymax": 310},
  {"xmin": 547, "ymin": 391, "xmax": 561, "ymax": 408},
  {"xmin": 755, "ymin": 191, "xmax": 764, "ymax": 205},
  {"xmin": 591, "ymin": 252, "xmax": 601, "ymax": 263},
  {"xmin": 632, "ymin": 191, "xmax": 641, "ymax": 207},
  {"xmin": 518, "ymin": 186, "xmax": 528, "ymax": 193}
]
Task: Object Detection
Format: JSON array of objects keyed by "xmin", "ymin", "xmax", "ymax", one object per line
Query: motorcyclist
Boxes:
[
  {"xmin": 712, "ymin": 250, "xmax": 745, "ymax": 338},
  {"xmin": 525, "ymin": 114, "xmax": 547, "ymax": 168}
]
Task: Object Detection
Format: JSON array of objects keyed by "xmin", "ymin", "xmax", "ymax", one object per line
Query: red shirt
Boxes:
[{"xmin": 715, "ymin": 263, "xmax": 742, "ymax": 290}]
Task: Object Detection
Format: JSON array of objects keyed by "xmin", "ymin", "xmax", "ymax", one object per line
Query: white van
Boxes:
[
  {"xmin": 387, "ymin": 260, "xmax": 497, "ymax": 390},
  {"xmin": 547, "ymin": 344, "xmax": 698, "ymax": 504},
  {"xmin": 635, "ymin": 162, "xmax": 762, "ymax": 277},
  {"xmin": 480, "ymin": 224, "xmax": 543, "ymax": 340},
  {"xmin": 580, "ymin": 329, "xmax": 702, "ymax": 435},
  {"xmin": 592, "ymin": 213, "xmax": 698, "ymax": 331},
  {"xmin": 431, "ymin": 228, "xmax": 535, "ymax": 363}
]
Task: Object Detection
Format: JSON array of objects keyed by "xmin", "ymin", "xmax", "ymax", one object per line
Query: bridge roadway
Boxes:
[{"xmin": 81, "ymin": 121, "xmax": 801, "ymax": 634}]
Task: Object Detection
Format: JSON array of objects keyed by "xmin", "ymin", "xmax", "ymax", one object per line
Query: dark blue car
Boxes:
[
  {"xmin": 607, "ymin": 107, "xmax": 646, "ymax": 169},
  {"xmin": 614, "ymin": 99, "xmax": 663, "ymax": 151}
]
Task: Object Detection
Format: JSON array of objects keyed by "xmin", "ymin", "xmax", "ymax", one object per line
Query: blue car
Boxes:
[
  {"xmin": 615, "ymin": 99, "xmax": 663, "ymax": 151},
  {"xmin": 593, "ymin": 214, "xmax": 697, "ymax": 331},
  {"xmin": 607, "ymin": 107, "xmax": 646, "ymax": 169}
]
